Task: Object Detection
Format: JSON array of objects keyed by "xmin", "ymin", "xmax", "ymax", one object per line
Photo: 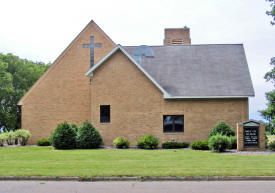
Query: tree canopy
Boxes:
[
  {"xmin": 260, "ymin": 0, "xmax": 275, "ymax": 133},
  {"xmin": 266, "ymin": 0, "xmax": 275, "ymax": 25},
  {"xmin": 0, "ymin": 53, "xmax": 49, "ymax": 132}
]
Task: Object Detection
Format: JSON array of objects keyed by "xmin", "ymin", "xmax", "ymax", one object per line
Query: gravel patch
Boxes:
[{"xmin": 218, "ymin": 149, "xmax": 275, "ymax": 155}]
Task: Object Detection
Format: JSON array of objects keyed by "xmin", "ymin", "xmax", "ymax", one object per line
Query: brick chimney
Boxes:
[{"xmin": 164, "ymin": 26, "xmax": 191, "ymax": 45}]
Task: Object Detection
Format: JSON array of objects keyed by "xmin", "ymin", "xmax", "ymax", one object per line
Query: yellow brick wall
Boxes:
[
  {"xmin": 164, "ymin": 28, "xmax": 191, "ymax": 45},
  {"xmin": 20, "ymin": 21, "xmax": 115, "ymax": 144},
  {"xmin": 90, "ymin": 50, "xmax": 248, "ymax": 146}
]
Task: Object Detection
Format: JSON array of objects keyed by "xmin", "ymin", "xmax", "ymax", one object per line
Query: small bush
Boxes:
[
  {"xmin": 0, "ymin": 133, "xmax": 5, "ymax": 146},
  {"xmin": 14, "ymin": 129, "xmax": 31, "ymax": 146},
  {"xmin": 190, "ymin": 140, "xmax": 209, "ymax": 150},
  {"xmin": 37, "ymin": 138, "xmax": 51, "ymax": 146},
  {"xmin": 76, "ymin": 121, "xmax": 102, "ymax": 149},
  {"xmin": 51, "ymin": 122, "xmax": 76, "ymax": 149},
  {"xmin": 71, "ymin": 124, "xmax": 78, "ymax": 133},
  {"xmin": 162, "ymin": 142, "xmax": 189, "ymax": 149},
  {"xmin": 268, "ymin": 141, "xmax": 275, "ymax": 151},
  {"xmin": 113, "ymin": 137, "xmax": 130, "ymax": 149},
  {"xmin": 208, "ymin": 134, "xmax": 230, "ymax": 152},
  {"xmin": 136, "ymin": 134, "xmax": 159, "ymax": 149},
  {"xmin": 209, "ymin": 121, "xmax": 235, "ymax": 137},
  {"xmin": 3, "ymin": 132, "xmax": 15, "ymax": 145},
  {"xmin": 228, "ymin": 136, "xmax": 237, "ymax": 149}
]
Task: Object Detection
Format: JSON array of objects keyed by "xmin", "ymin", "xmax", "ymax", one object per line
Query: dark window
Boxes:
[
  {"xmin": 163, "ymin": 115, "xmax": 184, "ymax": 133},
  {"xmin": 100, "ymin": 105, "xmax": 110, "ymax": 123}
]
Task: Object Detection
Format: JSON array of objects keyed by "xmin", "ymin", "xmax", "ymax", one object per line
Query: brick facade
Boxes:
[
  {"xmin": 19, "ymin": 21, "xmax": 115, "ymax": 144},
  {"xmin": 91, "ymin": 50, "xmax": 248, "ymax": 146},
  {"xmin": 19, "ymin": 21, "xmax": 249, "ymax": 146}
]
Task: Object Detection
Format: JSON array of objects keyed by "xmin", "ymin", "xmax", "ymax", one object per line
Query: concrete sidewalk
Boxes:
[{"xmin": 1, "ymin": 181, "xmax": 275, "ymax": 193}]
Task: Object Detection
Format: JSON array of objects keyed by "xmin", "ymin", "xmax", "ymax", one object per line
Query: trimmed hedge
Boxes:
[
  {"xmin": 76, "ymin": 121, "xmax": 102, "ymax": 149},
  {"xmin": 136, "ymin": 134, "xmax": 159, "ymax": 149},
  {"xmin": 209, "ymin": 121, "xmax": 235, "ymax": 137},
  {"xmin": 51, "ymin": 122, "xmax": 76, "ymax": 149},
  {"xmin": 190, "ymin": 140, "xmax": 209, "ymax": 150},
  {"xmin": 162, "ymin": 142, "xmax": 189, "ymax": 149},
  {"xmin": 113, "ymin": 137, "xmax": 130, "ymax": 149},
  {"xmin": 37, "ymin": 138, "xmax": 51, "ymax": 146},
  {"xmin": 208, "ymin": 134, "xmax": 230, "ymax": 152}
]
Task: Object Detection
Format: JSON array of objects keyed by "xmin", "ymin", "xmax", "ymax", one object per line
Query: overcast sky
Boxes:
[{"xmin": 0, "ymin": 0, "xmax": 274, "ymax": 121}]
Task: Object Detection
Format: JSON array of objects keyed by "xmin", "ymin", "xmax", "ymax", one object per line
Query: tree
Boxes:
[
  {"xmin": 266, "ymin": 0, "xmax": 275, "ymax": 25},
  {"xmin": 260, "ymin": 90, "xmax": 275, "ymax": 134},
  {"xmin": 0, "ymin": 53, "xmax": 49, "ymax": 132},
  {"xmin": 260, "ymin": 0, "xmax": 275, "ymax": 133}
]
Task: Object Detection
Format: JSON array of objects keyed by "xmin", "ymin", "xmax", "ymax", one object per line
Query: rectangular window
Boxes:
[
  {"xmin": 163, "ymin": 115, "xmax": 184, "ymax": 133},
  {"xmin": 100, "ymin": 105, "xmax": 110, "ymax": 123}
]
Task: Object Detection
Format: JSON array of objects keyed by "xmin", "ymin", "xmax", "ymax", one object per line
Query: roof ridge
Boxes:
[{"xmin": 123, "ymin": 44, "xmax": 244, "ymax": 48}]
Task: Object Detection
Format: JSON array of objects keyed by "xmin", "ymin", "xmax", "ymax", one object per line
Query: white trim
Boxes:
[
  {"xmin": 85, "ymin": 44, "xmax": 169, "ymax": 96},
  {"xmin": 164, "ymin": 95, "xmax": 252, "ymax": 99},
  {"xmin": 85, "ymin": 46, "xmax": 120, "ymax": 76}
]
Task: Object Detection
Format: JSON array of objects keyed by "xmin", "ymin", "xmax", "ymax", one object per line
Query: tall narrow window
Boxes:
[
  {"xmin": 100, "ymin": 105, "xmax": 110, "ymax": 123},
  {"xmin": 163, "ymin": 115, "xmax": 184, "ymax": 133}
]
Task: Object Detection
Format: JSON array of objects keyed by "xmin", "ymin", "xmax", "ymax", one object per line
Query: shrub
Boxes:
[
  {"xmin": 51, "ymin": 122, "xmax": 76, "ymax": 149},
  {"xmin": 71, "ymin": 124, "xmax": 78, "ymax": 133},
  {"xmin": 228, "ymin": 136, "xmax": 237, "ymax": 149},
  {"xmin": 113, "ymin": 137, "xmax": 130, "ymax": 149},
  {"xmin": 76, "ymin": 121, "xmax": 102, "ymax": 149},
  {"xmin": 14, "ymin": 129, "xmax": 31, "ymax": 146},
  {"xmin": 265, "ymin": 133, "xmax": 269, "ymax": 147},
  {"xmin": 0, "ymin": 133, "xmax": 5, "ymax": 146},
  {"xmin": 2, "ymin": 132, "xmax": 15, "ymax": 145},
  {"xmin": 162, "ymin": 142, "xmax": 189, "ymax": 149},
  {"xmin": 136, "ymin": 134, "xmax": 159, "ymax": 149},
  {"xmin": 209, "ymin": 121, "xmax": 235, "ymax": 137},
  {"xmin": 37, "ymin": 138, "xmax": 51, "ymax": 146},
  {"xmin": 268, "ymin": 141, "xmax": 275, "ymax": 151},
  {"xmin": 208, "ymin": 134, "xmax": 230, "ymax": 152},
  {"xmin": 190, "ymin": 140, "xmax": 209, "ymax": 150}
]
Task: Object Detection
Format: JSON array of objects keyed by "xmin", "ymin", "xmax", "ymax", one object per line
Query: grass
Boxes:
[{"xmin": 0, "ymin": 147, "xmax": 275, "ymax": 177}]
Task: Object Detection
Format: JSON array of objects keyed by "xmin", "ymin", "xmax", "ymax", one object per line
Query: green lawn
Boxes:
[{"xmin": 0, "ymin": 147, "xmax": 275, "ymax": 177}]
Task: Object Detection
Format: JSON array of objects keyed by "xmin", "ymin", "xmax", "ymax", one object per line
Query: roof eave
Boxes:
[{"xmin": 164, "ymin": 95, "xmax": 254, "ymax": 99}]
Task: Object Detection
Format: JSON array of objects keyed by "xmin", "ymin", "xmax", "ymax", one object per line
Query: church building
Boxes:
[{"xmin": 18, "ymin": 20, "xmax": 255, "ymax": 145}]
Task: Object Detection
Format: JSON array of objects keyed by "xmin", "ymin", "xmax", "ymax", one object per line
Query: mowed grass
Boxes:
[{"xmin": 0, "ymin": 147, "xmax": 275, "ymax": 177}]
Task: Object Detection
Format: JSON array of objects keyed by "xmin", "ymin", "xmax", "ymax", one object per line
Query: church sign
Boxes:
[
  {"xmin": 237, "ymin": 120, "xmax": 266, "ymax": 151},
  {"xmin": 243, "ymin": 127, "xmax": 258, "ymax": 147}
]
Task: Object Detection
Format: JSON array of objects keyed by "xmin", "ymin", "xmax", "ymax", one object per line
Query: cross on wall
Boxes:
[{"xmin": 82, "ymin": 36, "xmax": 102, "ymax": 68}]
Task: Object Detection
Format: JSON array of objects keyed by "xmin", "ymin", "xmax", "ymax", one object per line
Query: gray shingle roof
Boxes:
[{"xmin": 123, "ymin": 44, "xmax": 254, "ymax": 97}]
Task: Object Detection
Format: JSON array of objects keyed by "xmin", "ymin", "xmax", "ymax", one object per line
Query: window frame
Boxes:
[
  {"xmin": 163, "ymin": 115, "xmax": 184, "ymax": 133},
  {"xmin": 100, "ymin": 105, "xmax": 110, "ymax": 123}
]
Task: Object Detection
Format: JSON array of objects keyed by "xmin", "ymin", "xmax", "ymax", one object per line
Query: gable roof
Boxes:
[
  {"xmin": 85, "ymin": 45, "xmax": 169, "ymax": 96},
  {"xmin": 123, "ymin": 44, "xmax": 255, "ymax": 98},
  {"xmin": 18, "ymin": 20, "xmax": 115, "ymax": 105},
  {"xmin": 87, "ymin": 44, "xmax": 254, "ymax": 99}
]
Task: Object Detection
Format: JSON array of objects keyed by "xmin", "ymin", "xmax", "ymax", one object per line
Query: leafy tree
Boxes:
[
  {"xmin": 0, "ymin": 53, "xmax": 49, "ymax": 132},
  {"xmin": 260, "ymin": 0, "xmax": 275, "ymax": 133},
  {"xmin": 260, "ymin": 90, "xmax": 275, "ymax": 134},
  {"xmin": 266, "ymin": 0, "xmax": 275, "ymax": 25}
]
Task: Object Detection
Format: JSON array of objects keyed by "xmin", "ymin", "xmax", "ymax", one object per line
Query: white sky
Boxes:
[{"xmin": 0, "ymin": 0, "xmax": 274, "ymax": 121}]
